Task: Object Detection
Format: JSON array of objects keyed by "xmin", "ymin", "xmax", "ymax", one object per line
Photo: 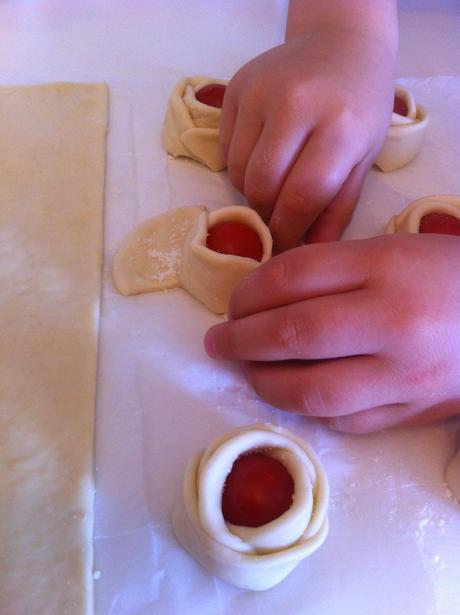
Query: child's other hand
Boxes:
[
  {"xmin": 221, "ymin": 26, "xmax": 396, "ymax": 252},
  {"xmin": 204, "ymin": 235, "xmax": 460, "ymax": 433}
]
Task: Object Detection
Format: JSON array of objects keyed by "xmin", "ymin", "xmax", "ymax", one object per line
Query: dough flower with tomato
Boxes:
[
  {"xmin": 179, "ymin": 206, "xmax": 272, "ymax": 314},
  {"xmin": 375, "ymin": 84, "xmax": 428, "ymax": 172},
  {"xmin": 112, "ymin": 205, "xmax": 272, "ymax": 314},
  {"xmin": 162, "ymin": 76, "xmax": 228, "ymax": 171},
  {"xmin": 172, "ymin": 423, "xmax": 329, "ymax": 591},
  {"xmin": 386, "ymin": 194, "xmax": 460, "ymax": 235}
]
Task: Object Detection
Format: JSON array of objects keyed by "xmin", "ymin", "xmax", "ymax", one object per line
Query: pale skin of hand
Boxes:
[
  {"xmin": 204, "ymin": 235, "xmax": 460, "ymax": 434},
  {"xmin": 220, "ymin": 0, "xmax": 398, "ymax": 252}
]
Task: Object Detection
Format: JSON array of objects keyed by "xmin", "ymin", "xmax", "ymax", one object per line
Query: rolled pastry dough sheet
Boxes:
[{"xmin": 0, "ymin": 83, "xmax": 107, "ymax": 615}]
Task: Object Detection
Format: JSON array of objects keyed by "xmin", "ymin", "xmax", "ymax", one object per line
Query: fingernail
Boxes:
[{"xmin": 204, "ymin": 328, "xmax": 219, "ymax": 359}]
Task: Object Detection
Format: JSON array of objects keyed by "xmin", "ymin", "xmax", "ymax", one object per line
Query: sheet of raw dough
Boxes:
[{"xmin": 0, "ymin": 83, "xmax": 107, "ymax": 615}]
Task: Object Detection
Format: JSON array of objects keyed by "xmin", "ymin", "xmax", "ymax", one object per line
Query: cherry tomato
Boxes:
[
  {"xmin": 206, "ymin": 221, "xmax": 264, "ymax": 261},
  {"xmin": 221, "ymin": 451, "xmax": 295, "ymax": 527},
  {"xmin": 195, "ymin": 83, "xmax": 227, "ymax": 109},
  {"xmin": 419, "ymin": 212, "xmax": 460, "ymax": 235},
  {"xmin": 393, "ymin": 94, "xmax": 408, "ymax": 117}
]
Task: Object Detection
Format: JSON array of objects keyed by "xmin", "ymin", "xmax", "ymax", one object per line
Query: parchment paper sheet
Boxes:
[{"xmin": 95, "ymin": 77, "xmax": 460, "ymax": 615}]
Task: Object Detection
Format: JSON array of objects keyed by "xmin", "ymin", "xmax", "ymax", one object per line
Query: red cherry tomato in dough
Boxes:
[
  {"xmin": 206, "ymin": 221, "xmax": 264, "ymax": 261},
  {"xmin": 221, "ymin": 452, "xmax": 295, "ymax": 527},
  {"xmin": 419, "ymin": 212, "xmax": 460, "ymax": 235},
  {"xmin": 393, "ymin": 94, "xmax": 408, "ymax": 117},
  {"xmin": 195, "ymin": 83, "xmax": 227, "ymax": 109}
]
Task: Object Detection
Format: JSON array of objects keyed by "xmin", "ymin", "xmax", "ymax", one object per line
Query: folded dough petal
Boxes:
[
  {"xmin": 390, "ymin": 84, "xmax": 417, "ymax": 126},
  {"xmin": 172, "ymin": 423, "xmax": 329, "ymax": 591},
  {"xmin": 386, "ymin": 194, "xmax": 460, "ymax": 234},
  {"xmin": 162, "ymin": 76, "xmax": 228, "ymax": 171},
  {"xmin": 112, "ymin": 205, "xmax": 205, "ymax": 295},
  {"xmin": 375, "ymin": 84, "xmax": 428, "ymax": 172},
  {"xmin": 179, "ymin": 206, "xmax": 272, "ymax": 314}
]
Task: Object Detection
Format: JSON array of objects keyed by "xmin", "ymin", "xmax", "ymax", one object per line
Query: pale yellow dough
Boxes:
[
  {"xmin": 0, "ymin": 83, "xmax": 107, "ymax": 615},
  {"xmin": 162, "ymin": 76, "xmax": 228, "ymax": 171},
  {"xmin": 113, "ymin": 205, "xmax": 272, "ymax": 314},
  {"xmin": 179, "ymin": 206, "xmax": 272, "ymax": 314},
  {"xmin": 112, "ymin": 205, "xmax": 205, "ymax": 295},
  {"xmin": 386, "ymin": 194, "xmax": 460, "ymax": 234},
  {"xmin": 375, "ymin": 84, "xmax": 428, "ymax": 172},
  {"xmin": 172, "ymin": 423, "xmax": 329, "ymax": 591}
]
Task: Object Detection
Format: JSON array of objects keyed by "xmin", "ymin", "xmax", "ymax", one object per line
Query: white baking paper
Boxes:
[{"xmin": 94, "ymin": 75, "xmax": 460, "ymax": 615}]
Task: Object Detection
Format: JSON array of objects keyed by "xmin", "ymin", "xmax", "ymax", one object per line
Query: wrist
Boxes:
[{"xmin": 286, "ymin": 0, "xmax": 398, "ymax": 60}]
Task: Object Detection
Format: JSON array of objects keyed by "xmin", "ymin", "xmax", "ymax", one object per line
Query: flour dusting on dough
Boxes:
[
  {"xmin": 112, "ymin": 205, "xmax": 205, "ymax": 296},
  {"xmin": 146, "ymin": 248, "xmax": 182, "ymax": 283}
]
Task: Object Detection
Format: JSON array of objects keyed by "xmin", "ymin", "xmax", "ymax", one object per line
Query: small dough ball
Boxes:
[
  {"xmin": 375, "ymin": 84, "xmax": 428, "ymax": 172},
  {"xmin": 162, "ymin": 76, "xmax": 228, "ymax": 171}
]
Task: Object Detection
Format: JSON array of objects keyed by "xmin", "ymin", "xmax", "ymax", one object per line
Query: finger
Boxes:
[
  {"xmin": 229, "ymin": 239, "xmax": 372, "ymax": 320},
  {"xmin": 205, "ymin": 290, "xmax": 383, "ymax": 361},
  {"xmin": 226, "ymin": 102, "xmax": 264, "ymax": 194},
  {"xmin": 242, "ymin": 120, "xmax": 312, "ymax": 222},
  {"xmin": 304, "ymin": 158, "xmax": 371, "ymax": 244},
  {"xmin": 402, "ymin": 400, "xmax": 460, "ymax": 428},
  {"xmin": 324, "ymin": 402, "xmax": 417, "ymax": 434},
  {"xmin": 269, "ymin": 125, "xmax": 366, "ymax": 253},
  {"xmin": 242, "ymin": 356, "xmax": 400, "ymax": 418},
  {"xmin": 219, "ymin": 87, "xmax": 238, "ymax": 163}
]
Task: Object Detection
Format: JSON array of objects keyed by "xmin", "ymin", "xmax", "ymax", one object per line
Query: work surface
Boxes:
[{"xmin": 1, "ymin": 2, "xmax": 460, "ymax": 614}]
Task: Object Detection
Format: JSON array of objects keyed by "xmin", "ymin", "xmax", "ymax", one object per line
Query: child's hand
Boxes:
[
  {"xmin": 204, "ymin": 235, "xmax": 460, "ymax": 433},
  {"xmin": 221, "ymin": 25, "xmax": 396, "ymax": 252}
]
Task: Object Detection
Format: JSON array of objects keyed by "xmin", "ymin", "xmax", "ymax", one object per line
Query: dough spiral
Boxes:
[
  {"xmin": 375, "ymin": 84, "xmax": 428, "ymax": 172},
  {"xmin": 162, "ymin": 76, "xmax": 228, "ymax": 171},
  {"xmin": 386, "ymin": 194, "xmax": 460, "ymax": 234},
  {"xmin": 172, "ymin": 423, "xmax": 329, "ymax": 590},
  {"xmin": 179, "ymin": 206, "xmax": 272, "ymax": 314}
]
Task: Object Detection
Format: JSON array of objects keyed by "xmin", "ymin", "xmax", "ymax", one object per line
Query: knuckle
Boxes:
[
  {"xmin": 329, "ymin": 107, "xmax": 355, "ymax": 138},
  {"xmin": 308, "ymin": 168, "xmax": 342, "ymax": 201},
  {"xmin": 274, "ymin": 315, "xmax": 305, "ymax": 355},
  {"xmin": 297, "ymin": 385, "xmax": 332, "ymax": 417},
  {"xmin": 280, "ymin": 187, "xmax": 310, "ymax": 217},
  {"xmin": 279, "ymin": 82, "xmax": 308, "ymax": 112},
  {"xmin": 273, "ymin": 312, "xmax": 316, "ymax": 357},
  {"xmin": 388, "ymin": 299, "xmax": 435, "ymax": 346},
  {"xmin": 281, "ymin": 172, "xmax": 338, "ymax": 215},
  {"xmin": 274, "ymin": 308, "xmax": 321, "ymax": 359},
  {"xmin": 263, "ymin": 257, "xmax": 292, "ymax": 293},
  {"xmin": 324, "ymin": 107, "xmax": 369, "ymax": 158}
]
